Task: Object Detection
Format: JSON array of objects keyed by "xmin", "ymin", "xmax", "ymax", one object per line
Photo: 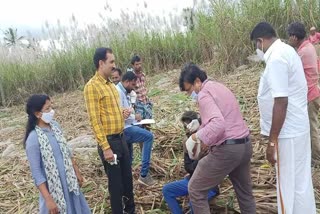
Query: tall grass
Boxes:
[{"xmin": 0, "ymin": 0, "xmax": 320, "ymax": 106}]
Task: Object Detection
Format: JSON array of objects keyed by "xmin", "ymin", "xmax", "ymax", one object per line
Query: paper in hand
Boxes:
[{"xmin": 133, "ymin": 119, "xmax": 155, "ymax": 126}]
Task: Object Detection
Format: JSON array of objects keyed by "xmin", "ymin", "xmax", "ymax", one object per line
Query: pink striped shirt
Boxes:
[
  {"xmin": 297, "ymin": 40, "xmax": 320, "ymax": 102},
  {"xmin": 134, "ymin": 72, "xmax": 148, "ymax": 103},
  {"xmin": 197, "ymin": 80, "xmax": 249, "ymax": 146}
]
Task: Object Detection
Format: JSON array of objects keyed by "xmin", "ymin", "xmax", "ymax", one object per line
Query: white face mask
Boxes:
[
  {"xmin": 256, "ymin": 48, "xmax": 265, "ymax": 61},
  {"xmin": 191, "ymin": 91, "xmax": 198, "ymax": 101},
  {"xmin": 256, "ymin": 39, "xmax": 265, "ymax": 61},
  {"xmin": 41, "ymin": 109, "xmax": 55, "ymax": 124}
]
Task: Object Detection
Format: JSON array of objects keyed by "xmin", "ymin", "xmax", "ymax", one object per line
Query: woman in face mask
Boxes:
[{"xmin": 23, "ymin": 94, "xmax": 91, "ymax": 214}]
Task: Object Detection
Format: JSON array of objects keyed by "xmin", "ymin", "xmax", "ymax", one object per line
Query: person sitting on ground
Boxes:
[
  {"xmin": 162, "ymin": 111, "xmax": 219, "ymax": 214},
  {"xmin": 112, "ymin": 68, "xmax": 138, "ymax": 107},
  {"xmin": 116, "ymin": 71, "xmax": 156, "ymax": 186}
]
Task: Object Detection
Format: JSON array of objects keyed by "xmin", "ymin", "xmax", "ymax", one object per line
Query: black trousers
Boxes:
[{"xmin": 98, "ymin": 134, "xmax": 135, "ymax": 214}]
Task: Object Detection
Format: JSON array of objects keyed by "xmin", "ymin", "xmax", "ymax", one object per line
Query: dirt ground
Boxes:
[{"xmin": 0, "ymin": 65, "xmax": 319, "ymax": 213}]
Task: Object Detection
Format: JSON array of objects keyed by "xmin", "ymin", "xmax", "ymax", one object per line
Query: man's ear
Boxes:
[{"xmin": 99, "ymin": 60, "xmax": 104, "ymax": 68}]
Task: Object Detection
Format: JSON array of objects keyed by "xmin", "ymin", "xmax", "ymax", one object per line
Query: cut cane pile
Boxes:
[{"xmin": 0, "ymin": 65, "xmax": 319, "ymax": 213}]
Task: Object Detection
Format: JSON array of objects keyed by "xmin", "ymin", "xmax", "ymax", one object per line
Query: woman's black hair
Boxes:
[
  {"xmin": 23, "ymin": 94, "xmax": 50, "ymax": 148},
  {"xmin": 179, "ymin": 63, "xmax": 207, "ymax": 91}
]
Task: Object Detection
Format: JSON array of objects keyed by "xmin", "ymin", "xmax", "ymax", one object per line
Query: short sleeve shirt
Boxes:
[{"xmin": 258, "ymin": 39, "xmax": 309, "ymax": 138}]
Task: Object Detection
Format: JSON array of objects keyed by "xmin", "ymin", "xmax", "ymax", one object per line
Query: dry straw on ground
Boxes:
[{"xmin": 0, "ymin": 65, "xmax": 319, "ymax": 213}]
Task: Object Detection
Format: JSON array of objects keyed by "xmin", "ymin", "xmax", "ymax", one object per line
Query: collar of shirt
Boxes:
[
  {"xmin": 298, "ymin": 40, "xmax": 311, "ymax": 52},
  {"xmin": 117, "ymin": 82, "xmax": 128, "ymax": 95},
  {"xmin": 94, "ymin": 72, "xmax": 113, "ymax": 84},
  {"xmin": 117, "ymin": 82, "xmax": 132, "ymax": 106},
  {"xmin": 200, "ymin": 79, "xmax": 209, "ymax": 90},
  {"xmin": 133, "ymin": 70, "xmax": 145, "ymax": 78},
  {"xmin": 264, "ymin": 39, "xmax": 281, "ymax": 62}
]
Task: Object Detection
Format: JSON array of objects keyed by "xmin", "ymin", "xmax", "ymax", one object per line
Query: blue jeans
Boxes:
[
  {"xmin": 124, "ymin": 125, "xmax": 154, "ymax": 177},
  {"xmin": 162, "ymin": 178, "xmax": 218, "ymax": 214}
]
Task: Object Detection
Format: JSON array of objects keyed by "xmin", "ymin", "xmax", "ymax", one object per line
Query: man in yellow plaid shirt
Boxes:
[{"xmin": 84, "ymin": 47, "xmax": 135, "ymax": 214}]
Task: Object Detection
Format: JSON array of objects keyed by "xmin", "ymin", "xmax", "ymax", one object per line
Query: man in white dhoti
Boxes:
[{"xmin": 250, "ymin": 22, "xmax": 316, "ymax": 214}]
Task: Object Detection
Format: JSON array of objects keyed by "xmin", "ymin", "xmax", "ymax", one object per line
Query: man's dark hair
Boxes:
[
  {"xmin": 181, "ymin": 111, "xmax": 200, "ymax": 124},
  {"xmin": 250, "ymin": 22, "xmax": 277, "ymax": 41},
  {"xmin": 179, "ymin": 63, "xmax": 207, "ymax": 91},
  {"xmin": 181, "ymin": 111, "xmax": 201, "ymax": 137},
  {"xmin": 122, "ymin": 71, "xmax": 137, "ymax": 82},
  {"xmin": 131, "ymin": 55, "xmax": 141, "ymax": 65},
  {"xmin": 93, "ymin": 47, "xmax": 113, "ymax": 69},
  {"xmin": 287, "ymin": 22, "xmax": 306, "ymax": 40},
  {"xmin": 113, "ymin": 68, "xmax": 122, "ymax": 76}
]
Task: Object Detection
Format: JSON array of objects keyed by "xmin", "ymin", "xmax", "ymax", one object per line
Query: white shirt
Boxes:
[{"xmin": 258, "ymin": 39, "xmax": 309, "ymax": 138}]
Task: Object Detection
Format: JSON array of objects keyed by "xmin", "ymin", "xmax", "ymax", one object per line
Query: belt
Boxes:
[
  {"xmin": 221, "ymin": 136, "xmax": 250, "ymax": 145},
  {"xmin": 107, "ymin": 132, "xmax": 123, "ymax": 140}
]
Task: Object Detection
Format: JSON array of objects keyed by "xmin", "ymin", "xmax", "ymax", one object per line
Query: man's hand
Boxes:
[
  {"xmin": 187, "ymin": 119, "xmax": 200, "ymax": 132},
  {"xmin": 185, "ymin": 134, "xmax": 200, "ymax": 160},
  {"xmin": 199, "ymin": 143, "xmax": 209, "ymax": 158},
  {"xmin": 191, "ymin": 133, "xmax": 201, "ymax": 157},
  {"xmin": 190, "ymin": 133, "xmax": 208, "ymax": 159},
  {"xmin": 201, "ymin": 143, "xmax": 208, "ymax": 151},
  {"xmin": 135, "ymin": 113, "xmax": 142, "ymax": 122},
  {"xmin": 122, "ymin": 108, "xmax": 131, "ymax": 119},
  {"xmin": 103, "ymin": 148, "xmax": 114, "ymax": 162},
  {"xmin": 266, "ymin": 142, "xmax": 277, "ymax": 165},
  {"xmin": 192, "ymin": 142, "xmax": 198, "ymax": 157},
  {"xmin": 192, "ymin": 141, "xmax": 208, "ymax": 158},
  {"xmin": 268, "ymin": 97, "xmax": 287, "ymax": 165},
  {"xmin": 184, "ymin": 173, "xmax": 191, "ymax": 179}
]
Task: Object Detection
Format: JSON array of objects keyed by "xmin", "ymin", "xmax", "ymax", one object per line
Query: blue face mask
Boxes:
[{"xmin": 191, "ymin": 91, "xmax": 198, "ymax": 101}]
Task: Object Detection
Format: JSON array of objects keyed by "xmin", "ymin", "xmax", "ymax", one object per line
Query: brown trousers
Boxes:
[
  {"xmin": 308, "ymin": 97, "xmax": 320, "ymax": 161},
  {"xmin": 188, "ymin": 141, "xmax": 256, "ymax": 214}
]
